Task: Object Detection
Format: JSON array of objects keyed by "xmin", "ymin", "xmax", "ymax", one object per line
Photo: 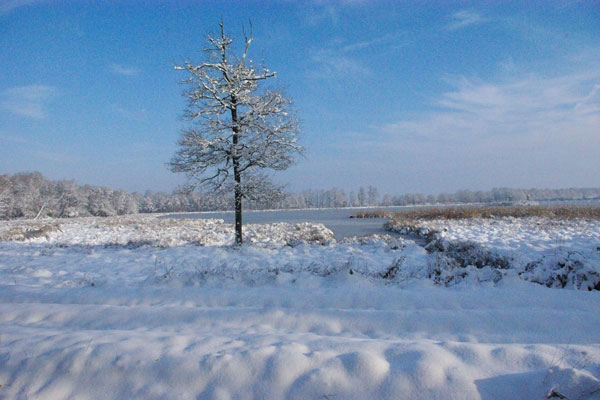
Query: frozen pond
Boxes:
[
  {"xmin": 165, "ymin": 207, "xmax": 408, "ymax": 240},
  {"xmin": 164, "ymin": 200, "xmax": 600, "ymax": 240}
]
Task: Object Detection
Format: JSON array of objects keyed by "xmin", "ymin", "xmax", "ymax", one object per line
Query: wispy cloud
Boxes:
[
  {"xmin": 1, "ymin": 85, "xmax": 59, "ymax": 119},
  {"xmin": 115, "ymin": 106, "xmax": 149, "ymax": 122},
  {"xmin": 330, "ymin": 59, "xmax": 600, "ymax": 190},
  {"xmin": 0, "ymin": 0, "xmax": 40, "ymax": 16},
  {"xmin": 110, "ymin": 63, "xmax": 140, "ymax": 77},
  {"xmin": 303, "ymin": 0, "xmax": 367, "ymax": 26},
  {"xmin": 308, "ymin": 33, "xmax": 407, "ymax": 81},
  {"xmin": 447, "ymin": 9, "xmax": 489, "ymax": 31},
  {"xmin": 309, "ymin": 48, "xmax": 370, "ymax": 79},
  {"xmin": 305, "ymin": 5, "xmax": 339, "ymax": 26},
  {"xmin": 340, "ymin": 33, "xmax": 409, "ymax": 53},
  {"xmin": 383, "ymin": 70, "xmax": 600, "ymax": 143}
]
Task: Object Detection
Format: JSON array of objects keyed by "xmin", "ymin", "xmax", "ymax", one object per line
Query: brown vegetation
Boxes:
[
  {"xmin": 354, "ymin": 205, "xmax": 600, "ymax": 221},
  {"xmin": 349, "ymin": 210, "xmax": 394, "ymax": 219},
  {"xmin": 0, "ymin": 223, "xmax": 61, "ymax": 241}
]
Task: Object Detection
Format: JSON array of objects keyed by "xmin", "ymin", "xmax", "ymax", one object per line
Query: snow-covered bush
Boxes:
[
  {"xmin": 0, "ymin": 215, "xmax": 334, "ymax": 247},
  {"xmin": 341, "ymin": 233, "xmax": 404, "ymax": 246},
  {"xmin": 520, "ymin": 251, "xmax": 600, "ymax": 290},
  {"xmin": 246, "ymin": 222, "xmax": 335, "ymax": 246},
  {"xmin": 425, "ymin": 238, "xmax": 511, "ymax": 269},
  {"xmin": 386, "ymin": 216, "xmax": 600, "ymax": 290}
]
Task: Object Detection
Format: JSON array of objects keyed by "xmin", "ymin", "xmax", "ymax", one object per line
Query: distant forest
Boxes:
[{"xmin": 1, "ymin": 172, "xmax": 599, "ymax": 220}]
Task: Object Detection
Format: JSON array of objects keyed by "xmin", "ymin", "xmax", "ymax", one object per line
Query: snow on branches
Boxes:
[{"xmin": 170, "ymin": 22, "xmax": 302, "ymax": 244}]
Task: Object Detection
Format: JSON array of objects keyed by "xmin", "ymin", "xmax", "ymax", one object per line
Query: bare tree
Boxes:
[
  {"xmin": 0, "ymin": 174, "xmax": 12, "ymax": 218},
  {"xmin": 358, "ymin": 187, "xmax": 366, "ymax": 207},
  {"xmin": 55, "ymin": 180, "xmax": 83, "ymax": 217},
  {"xmin": 368, "ymin": 186, "xmax": 379, "ymax": 206},
  {"xmin": 170, "ymin": 22, "xmax": 302, "ymax": 244}
]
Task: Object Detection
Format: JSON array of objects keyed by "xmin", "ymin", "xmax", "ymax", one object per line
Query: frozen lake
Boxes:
[
  {"xmin": 164, "ymin": 200, "xmax": 600, "ymax": 240},
  {"xmin": 165, "ymin": 207, "xmax": 408, "ymax": 240}
]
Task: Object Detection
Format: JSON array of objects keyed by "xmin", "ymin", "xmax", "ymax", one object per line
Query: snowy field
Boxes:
[{"xmin": 1, "ymin": 214, "xmax": 600, "ymax": 399}]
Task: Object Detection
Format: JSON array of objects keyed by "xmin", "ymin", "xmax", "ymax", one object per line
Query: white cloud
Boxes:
[
  {"xmin": 1, "ymin": 85, "xmax": 58, "ymax": 119},
  {"xmin": 326, "ymin": 62, "xmax": 600, "ymax": 192},
  {"xmin": 447, "ymin": 9, "xmax": 489, "ymax": 31},
  {"xmin": 110, "ymin": 63, "xmax": 140, "ymax": 77},
  {"xmin": 384, "ymin": 70, "xmax": 600, "ymax": 143}
]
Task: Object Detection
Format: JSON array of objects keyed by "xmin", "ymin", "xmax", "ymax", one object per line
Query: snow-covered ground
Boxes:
[
  {"xmin": 1, "ymin": 215, "xmax": 599, "ymax": 399},
  {"xmin": 0, "ymin": 214, "xmax": 335, "ymax": 247},
  {"xmin": 386, "ymin": 216, "xmax": 600, "ymax": 290}
]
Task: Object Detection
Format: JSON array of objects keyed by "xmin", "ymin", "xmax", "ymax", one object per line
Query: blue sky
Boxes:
[{"xmin": 1, "ymin": 0, "xmax": 599, "ymax": 195}]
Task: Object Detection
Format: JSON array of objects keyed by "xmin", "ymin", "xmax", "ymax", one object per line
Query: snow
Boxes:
[
  {"xmin": 1, "ymin": 214, "xmax": 600, "ymax": 399},
  {"xmin": 0, "ymin": 214, "xmax": 335, "ymax": 247},
  {"xmin": 386, "ymin": 216, "xmax": 600, "ymax": 290},
  {"xmin": 403, "ymin": 217, "xmax": 600, "ymax": 264}
]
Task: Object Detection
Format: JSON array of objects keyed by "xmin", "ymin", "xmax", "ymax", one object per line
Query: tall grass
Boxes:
[{"xmin": 353, "ymin": 205, "xmax": 600, "ymax": 221}]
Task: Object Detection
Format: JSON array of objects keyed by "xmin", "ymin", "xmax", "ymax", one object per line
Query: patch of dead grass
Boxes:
[{"xmin": 380, "ymin": 205, "xmax": 600, "ymax": 222}]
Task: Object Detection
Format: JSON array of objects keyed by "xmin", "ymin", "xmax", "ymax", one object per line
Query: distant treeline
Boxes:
[{"xmin": 1, "ymin": 172, "xmax": 599, "ymax": 219}]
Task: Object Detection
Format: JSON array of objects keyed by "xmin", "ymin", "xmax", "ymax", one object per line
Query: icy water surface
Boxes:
[
  {"xmin": 164, "ymin": 200, "xmax": 600, "ymax": 240},
  {"xmin": 165, "ymin": 207, "xmax": 408, "ymax": 240}
]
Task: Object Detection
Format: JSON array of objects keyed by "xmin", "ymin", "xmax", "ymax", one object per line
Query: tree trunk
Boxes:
[
  {"xmin": 34, "ymin": 202, "xmax": 47, "ymax": 220},
  {"xmin": 231, "ymin": 95, "xmax": 243, "ymax": 245},
  {"xmin": 234, "ymin": 170, "xmax": 242, "ymax": 245}
]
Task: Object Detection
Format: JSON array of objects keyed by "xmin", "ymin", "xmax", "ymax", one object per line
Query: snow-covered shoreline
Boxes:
[
  {"xmin": 1, "ymin": 215, "xmax": 600, "ymax": 399},
  {"xmin": 4, "ymin": 213, "xmax": 597, "ymax": 290}
]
